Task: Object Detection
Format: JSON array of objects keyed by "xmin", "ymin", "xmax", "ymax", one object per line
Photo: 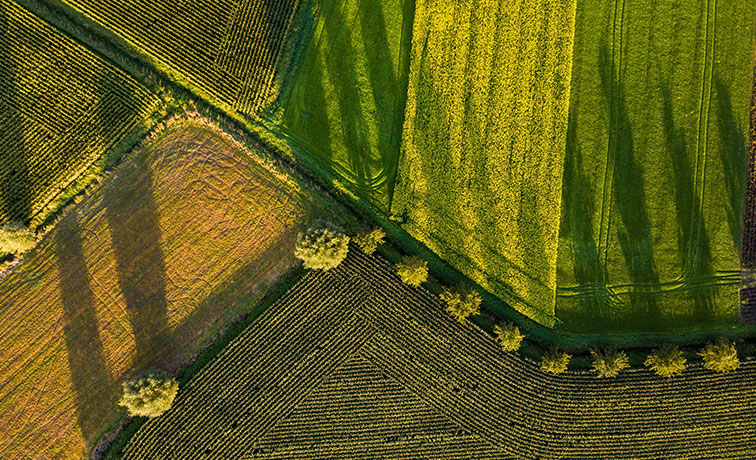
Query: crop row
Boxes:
[
  {"xmin": 122, "ymin": 269, "xmax": 374, "ymax": 459},
  {"xmin": 121, "ymin": 246, "xmax": 756, "ymax": 459},
  {"xmin": 0, "ymin": 0, "xmax": 158, "ymax": 224},
  {"xmin": 63, "ymin": 0, "xmax": 300, "ymax": 115},
  {"xmin": 345, "ymin": 248, "xmax": 756, "ymax": 458}
]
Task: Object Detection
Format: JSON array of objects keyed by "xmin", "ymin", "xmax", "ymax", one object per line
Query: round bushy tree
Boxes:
[
  {"xmin": 494, "ymin": 322, "xmax": 525, "ymax": 352},
  {"xmin": 440, "ymin": 285, "xmax": 481, "ymax": 322},
  {"xmin": 540, "ymin": 350, "xmax": 571, "ymax": 375},
  {"xmin": 294, "ymin": 221, "xmax": 350, "ymax": 270},
  {"xmin": 699, "ymin": 338, "xmax": 740, "ymax": 373},
  {"xmin": 353, "ymin": 227, "xmax": 386, "ymax": 254},
  {"xmin": 591, "ymin": 349, "xmax": 630, "ymax": 378},
  {"xmin": 118, "ymin": 374, "xmax": 179, "ymax": 417},
  {"xmin": 0, "ymin": 221, "xmax": 36, "ymax": 255},
  {"xmin": 644, "ymin": 344, "xmax": 687, "ymax": 378},
  {"xmin": 396, "ymin": 256, "xmax": 428, "ymax": 287}
]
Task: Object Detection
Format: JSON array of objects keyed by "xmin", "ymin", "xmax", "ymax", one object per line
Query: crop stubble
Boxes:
[{"xmin": 0, "ymin": 121, "xmax": 307, "ymax": 459}]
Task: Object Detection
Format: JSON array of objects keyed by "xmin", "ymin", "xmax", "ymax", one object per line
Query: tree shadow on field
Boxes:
[
  {"xmin": 97, "ymin": 73, "xmax": 173, "ymax": 368},
  {"xmin": 358, "ymin": 0, "xmax": 400, "ymax": 174},
  {"xmin": 659, "ymin": 79, "xmax": 716, "ymax": 320},
  {"xmin": 0, "ymin": 6, "xmax": 31, "ymax": 223},
  {"xmin": 559, "ymin": 111, "xmax": 606, "ymax": 321},
  {"xmin": 713, "ymin": 78, "xmax": 747, "ymax": 253},
  {"xmin": 321, "ymin": 0, "xmax": 369, "ymax": 188},
  {"xmin": 598, "ymin": 45, "xmax": 661, "ymax": 321},
  {"xmin": 54, "ymin": 215, "xmax": 116, "ymax": 444}
]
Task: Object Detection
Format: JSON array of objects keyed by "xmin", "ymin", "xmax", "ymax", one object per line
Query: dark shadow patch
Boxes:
[
  {"xmin": 598, "ymin": 45, "xmax": 661, "ymax": 319},
  {"xmin": 713, "ymin": 77, "xmax": 747, "ymax": 250},
  {"xmin": 659, "ymin": 79, "xmax": 716, "ymax": 320},
  {"xmin": 320, "ymin": 0, "xmax": 370, "ymax": 188},
  {"xmin": 55, "ymin": 215, "xmax": 116, "ymax": 443},
  {"xmin": 98, "ymin": 73, "xmax": 173, "ymax": 366}
]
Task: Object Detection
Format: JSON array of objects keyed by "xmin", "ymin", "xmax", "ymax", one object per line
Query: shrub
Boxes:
[
  {"xmin": 699, "ymin": 338, "xmax": 740, "ymax": 373},
  {"xmin": 353, "ymin": 227, "xmax": 386, "ymax": 254},
  {"xmin": 540, "ymin": 350, "xmax": 571, "ymax": 375},
  {"xmin": 118, "ymin": 374, "xmax": 179, "ymax": 417},
  {"xmin": 0, "ymin": 222, "xmax": 36, "ymax": 254},
  {"xmin": 294, "ymin": 221, "xmax": 350, "ymax": 270},
  {"xmin": 591, "ymin": 349, "xmax": 630, "ymax": 378},
  {"xmin": 494, "ymin": 322, "xmax": 525, "ymax": 352},
  {"xmin": 644, "ymin": 344, "xmax": 687, "ymax": 378},
  {"xmin": 440, "ymin": 285, "xmax": 482, "ymax": 322},
  {"xmin": 396, "ymin": 256, "xmax": 428, "ymax": 287}
]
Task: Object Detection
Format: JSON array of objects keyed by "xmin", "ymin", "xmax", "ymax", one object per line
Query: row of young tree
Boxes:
[
  {"xmin": 117, "ymin": 220, "xmax": 747, "ymax": 421},
  {"xmin": 293, "ymin": 221, "xmax": 744, "ymax": 380}
]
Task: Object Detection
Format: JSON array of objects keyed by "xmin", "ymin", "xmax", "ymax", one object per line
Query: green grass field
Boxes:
[
  {"xmin": 279, "ymin": 0, "xmax": 414, "ymax": 210},
  {"xmin": 391, "ymin": 0, "xmax": 578, "ymax": 326},
  {"xmin": 556, "ymin": 0, "xmax": 756, "ymax": 332}
]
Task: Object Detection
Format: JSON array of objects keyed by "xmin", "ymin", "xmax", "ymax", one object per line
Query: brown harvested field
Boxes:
[{"xmin": 0, "ymin": 118, "xmax": 308, "ymax": 459}]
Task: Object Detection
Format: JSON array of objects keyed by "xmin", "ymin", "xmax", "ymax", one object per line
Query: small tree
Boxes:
[
  {"xmin": 540, "ymin": 350, "xmax": 571, "ymax": 375},
  {"xmin": 294, "ymin": 221, "xmax": 350, "ymax": 270},
  {"xmin": 396, "ymin": 256, "xmax": 428, "ymax": 287},
  {"xmin": 494, "ymin": 322, "xmax": 525, "ymax": 352},
  {"xmin": 118, "ymin": 373, "xmax": 178, "ymax": 417},
  {"xmin": 0, "ymin": 221, "xmax": 36, "ymax": 255},
  {"xmin": 644, "ymin": 344, "xmax": 687, "ymax": 378},
  {"xmin": 699, "ymin": 338, "xmax": 740, "ymax": 373},
  {"xmin": 353, "ymin": 228, "xmax": 386, "ymax": 254},
  {"xmin": 591, "ymin": 349, "xmax": 630, "ymax": 378},
  {"xmin": 440, "ymin": 285, "xmax": 481, "ymax": 322}
]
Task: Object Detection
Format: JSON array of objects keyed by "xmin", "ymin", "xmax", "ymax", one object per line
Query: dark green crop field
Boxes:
[
  {"xmin": 556, "ymin": 0, "xmax": 756, "ymax": 332},
  {"xmin": 278, "ymin": 0, "xmax": 414, "ymax": 209}
]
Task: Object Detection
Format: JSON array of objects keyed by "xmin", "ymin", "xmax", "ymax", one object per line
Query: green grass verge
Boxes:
[
  {"xmin": 391, "ymin": 0, "xmax": 578, "ymax": 327},
  {"xmin": 556, "ymin": 0, "xmax": 756, "ymax": 332},
  {"xmin": 276, "ymin": 0, "xmax": 414, "ymax": 211}
]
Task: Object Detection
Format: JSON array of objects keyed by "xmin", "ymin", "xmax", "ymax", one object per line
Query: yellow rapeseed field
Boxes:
[{"xmin": 392, "ymin": 0, "xmax": 578, "ymax": 325}]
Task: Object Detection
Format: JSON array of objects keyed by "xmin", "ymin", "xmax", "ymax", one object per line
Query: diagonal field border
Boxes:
[{"xmin": 122, "ymin": 246, "xmax": 756, "ymax": 459}]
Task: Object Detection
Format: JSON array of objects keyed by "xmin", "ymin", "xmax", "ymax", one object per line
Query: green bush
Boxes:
[
  {"xmin": 294, "ymin": 221, "xmax": 350, "ymax": 270},
  {"xmin": 0, "ymin": 222, "xmax": 36, "ymax": 255},
  {"xmin": 540, "ymin": 350, "xmax": 571, "ymax": 375},
  {"xmin": 118, "ymin": 374, "xmax": 179, "ymax": 417},
  {"xmin": 644, "ymin": 344, "xmax": 687, "ymax": 378},
  {"xmin": 353, "ymin": 227, "xmax": 386, "ymax": 254},
  {"xmin": 494, "ymin": 322, "xmax": 525, "ymax": 352},
  {"xmin": 699, "ymin": 339, "xmax": 740, "ymax": 373},
  {"xmin": 440, "ymin": 285, "xmax": 481, "ymax": 322},
  {"xmin": 591, "ymin": 349, "xmax": 630, "ymax": 378},
  {"xmin": 396, "ymin": 256, "xmax": 428, "ymax": 287}
]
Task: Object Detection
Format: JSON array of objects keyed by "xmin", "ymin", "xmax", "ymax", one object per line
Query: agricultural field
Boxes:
[
  {"xmin": 278, "ymin": 0, "xmax": 414, "ymax": 209},
  {"xmin": 60, "ymin": 0, "xmax": 301, "ymax": 115},
  {"xmin": 0, "ymin": 0, "xmax": 159, "ymax": 225},
  {"xmin": 119, "ymin": 247, "xmax": 756, "ymax": 459},
  {"xmin": 0, "ymin": 120, "xmax": 309, "ymax": 459},
  {"xmin": 391, "ymin": 0, "xmax": 578, "ymax": 326},
  {"xmin": 742, "ymin": 75, "xmax": 756, "ymax": 323},
  {"xmin": 555, "ymin": 0, "xmax": 756, "ymax": 332}
]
